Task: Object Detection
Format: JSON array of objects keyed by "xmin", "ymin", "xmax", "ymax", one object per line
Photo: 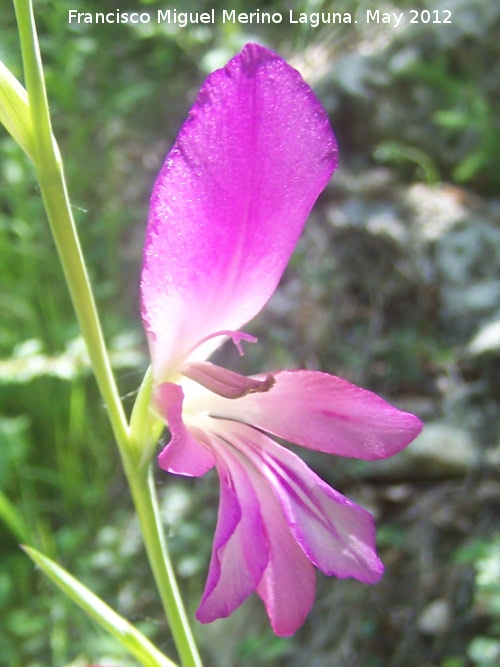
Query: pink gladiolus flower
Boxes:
[{"xmin": 141, "ymin": 43, "xmax": 422, "ymax": 636}]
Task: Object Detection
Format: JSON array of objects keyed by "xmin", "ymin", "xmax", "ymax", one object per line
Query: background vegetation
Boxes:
[{"xmin": 1, "ymin": 0, "xmax": 499, "ymax": 665}]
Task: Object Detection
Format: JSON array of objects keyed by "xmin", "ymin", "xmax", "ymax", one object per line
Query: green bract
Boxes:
[{"xmin": 0, "ymin": 59, "xmax": 34, "ymax": 160}]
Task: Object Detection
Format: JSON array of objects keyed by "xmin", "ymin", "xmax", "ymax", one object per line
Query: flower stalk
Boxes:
[
  {"xmin": 10, "ymin": 2, "xmax": 203, "ymax": 666},
  {"xmin": 13, "ymin": 0, "xmax": 129, "ymax": 449},
  {"xmin": 124, "ymin": 463, "xmax": 203, "ymax": 667}
]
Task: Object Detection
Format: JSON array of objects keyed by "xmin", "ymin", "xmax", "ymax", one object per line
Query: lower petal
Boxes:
[
  {"xmin": 218, "ymin": 421, "xmax": 384, "ymax": 584},
  {"xmin": 156, "ymin": 383, "xmax": 215, "ymax": 476},
  {"xmin": 251, "ymin": 476, "xmax": 316, "ymax": 636},
  {"xmin": 196, "ymin": 440, "xmax": 268, "ymax": 623}
]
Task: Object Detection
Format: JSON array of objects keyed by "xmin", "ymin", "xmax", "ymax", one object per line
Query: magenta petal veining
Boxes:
[{"xmin": 141, "ymin": 42, "xmax": 338, "ymax": 382}]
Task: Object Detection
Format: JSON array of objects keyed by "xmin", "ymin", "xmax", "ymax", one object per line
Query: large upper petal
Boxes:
[
  {"xmin": 197, "ymin": 370, "xmax": 423, "ymax": 460},
  {"xmin": 141, "ymin": 43, "xmax": 337, "ymax": 380}
]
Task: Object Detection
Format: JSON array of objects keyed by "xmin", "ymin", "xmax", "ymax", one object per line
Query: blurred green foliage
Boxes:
[
  {"xmin": 456, "ymin": 537, "xmax": 500, "ymax": 667},
  {"xmin": 1, "ymin": 0, "xmax": 499, "ymax": 665}
]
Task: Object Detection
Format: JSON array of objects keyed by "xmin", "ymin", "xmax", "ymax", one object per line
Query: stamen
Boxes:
[{"xmin": 182, "ymin": 361, "xmax": 275, "ymax": 399}]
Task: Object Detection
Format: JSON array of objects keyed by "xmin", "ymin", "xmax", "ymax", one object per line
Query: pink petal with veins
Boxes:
[
  {"xmin": 217, "ymin": 421, "xmax": 383, "ymax": 583},
  {"xmin": 195, "ymin": 439, "xmax": 268, "ymax": 623},
  {"xmin": 198, "ymin": 370, "xmax": 423, "ymax": 460}
]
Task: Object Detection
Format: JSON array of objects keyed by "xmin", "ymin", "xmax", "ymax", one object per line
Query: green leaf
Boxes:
[
  {"xmin": 22, "ymin": 546, "xmax": 179, "ymax": 667},
  {"xmin": 0, "ymin": 59, "xmax": 34, "ymax": 160},
  {"xmin": 0, "ymin": 489, "xmax": 31, "ymax": 543}
]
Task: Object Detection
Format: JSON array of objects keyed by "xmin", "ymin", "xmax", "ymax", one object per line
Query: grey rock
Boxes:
[{"xmin": 418, "ymin": 599, "xmax": 452, "ymax": 636}]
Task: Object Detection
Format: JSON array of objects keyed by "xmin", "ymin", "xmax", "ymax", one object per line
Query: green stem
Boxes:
[
  {"xmin": 12, "ymin": 2, "xmax": 204, "ymax": 666},
  {"xmin": 126, "ymin": 462, "xmax": 203, "ymax": 667},
  {"xmin": 128, "ymin": 373, "xmax": 202, "ymax": 666},
  {"xmin": 13, "ymin": 0, "xmax": 128, "ymax": 448}
]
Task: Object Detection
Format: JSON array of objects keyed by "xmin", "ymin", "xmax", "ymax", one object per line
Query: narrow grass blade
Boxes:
[
  {"xmin": 23, "ymin": 545, "xmax": 179, "ymax": 667},
  {"xmin": 0, "ymin": 490, "xmax": 31, "ymax": 543}
]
